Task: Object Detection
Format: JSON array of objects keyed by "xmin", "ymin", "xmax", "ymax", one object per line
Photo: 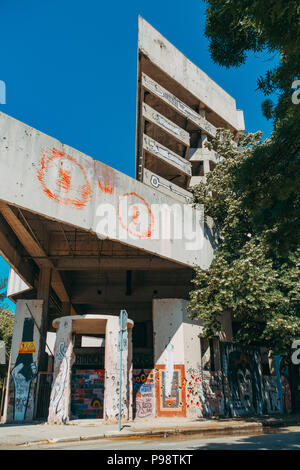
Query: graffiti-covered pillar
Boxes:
[
  {"xmin": 104, "ymin": 317, "xmax": 133, "ymax": 423},
  {"xmin": 3, "ymin": 300, "xmax": 44, "ymax": 423},
  {"xmin": 153, "ymin": 299, "xmax": 203, "ymax": 418},
  {"xmin": 48, "ymin": 317, "xmax": 74, "ymax": 424}
]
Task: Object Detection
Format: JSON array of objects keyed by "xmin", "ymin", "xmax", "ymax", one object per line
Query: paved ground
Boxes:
[
  {"xmin": 1, "ymin": 414, "xmax": 300, "ymax": 450},
  {"xmin": 4, "ymin": 426, "xmax": 300, "ymax": 451}
]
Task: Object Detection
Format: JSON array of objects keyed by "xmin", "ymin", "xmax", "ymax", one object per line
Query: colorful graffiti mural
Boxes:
[
  {"xmin": 220, "ymin": 343, "xmax": 264, "ymax": 417},
  {"xmin": 10, "ymin": 318, "xmax": 37, "ymax": 421},
  {"xmin": 71, "ymin": 369, "xmax": 105, "ymax": 419},
  {"xmin": 275, "ymin": 356, "xmax": 292, "ymax": 414},
  {"xmin": 155, "ymin": 365, "xmax": 186, "ymax": 417},
  {"xmin": 132, "ymin": 369, "xmax": 155, "ymax": 419},
  {"xmin": 262, "ymin": 376, "xmax": 281, "ymax": 414}
]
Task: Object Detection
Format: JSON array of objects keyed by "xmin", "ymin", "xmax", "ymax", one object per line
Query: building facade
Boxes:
[{"xmin": 0, "ymin": 18, "xmax": 290, "ymax": 424}]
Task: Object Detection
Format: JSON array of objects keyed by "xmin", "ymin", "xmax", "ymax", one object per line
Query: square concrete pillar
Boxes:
[
  {"xmin": 3, "ymin": 300, "xmax": 43, "ymax": 423},
  {"xmin": 104, "ymin": 316, "xmax": 132, "ymax": 423},
  {"xmin": 48, "ymin": 317, "xmax": 74, "ymax": 424},
  {"xmin": 153, "ymin": 299, "xmax": 203, "ymax": 418}
]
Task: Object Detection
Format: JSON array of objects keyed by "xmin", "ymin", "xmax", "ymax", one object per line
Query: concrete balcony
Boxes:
[
  {"xmin": 188, "ymin": 147, "xmax": 220, "ymax": 163},
  {"xmin": 143, "ymin": 134, "xmax": 192, "ymax": 177}
]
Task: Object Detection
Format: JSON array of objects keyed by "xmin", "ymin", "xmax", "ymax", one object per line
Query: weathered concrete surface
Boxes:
[
  {"xmin": 153, "ymin": 299, "xmax": 205, "ymax": 419},
  {"xmin": 138, "ymin": 17, "xmax": 245, "ymax": 132},
  {"xmin": 0, "ymin": 111, "xmax": 214, "ymax": 269},
  {"xmin": 142, "ymin": 102, "xmax": 190, "ymax": 147},
  {"xmin": 3, "ymin": 300, "xmax": 43, "ymax": 423},
  {"xmin": 104, "ymin": 316, "xmax": 133, "ymax": 423},
  {"xmin": 143, "ymin": 168, "xmax": 192, "ymax": 204},
  {"xmin": 50, "ymin": 315, "xmax": 134, "ymax": 424},
  {"xmin": 48, "ymin": 317, "xmax": 74, "ymax": 425}
]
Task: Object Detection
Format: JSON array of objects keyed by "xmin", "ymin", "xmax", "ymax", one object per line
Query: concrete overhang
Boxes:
[
  {"xmin": 52, "ymin": 314, "xmax": 134, "ymax": 335},
  {"xmin": 0, "ymin": 111, "xmax": 215, "ymax": 270}
]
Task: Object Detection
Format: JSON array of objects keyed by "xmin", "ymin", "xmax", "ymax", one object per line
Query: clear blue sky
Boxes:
[{"xmin": 0, "ymin": 0, "xmax": 278, "ymax": 310}]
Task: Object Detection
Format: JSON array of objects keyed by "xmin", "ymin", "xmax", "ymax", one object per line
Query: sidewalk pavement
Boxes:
[{"xmin": 1, "ymin": 413, "xmax": 300, "ymax": 448}]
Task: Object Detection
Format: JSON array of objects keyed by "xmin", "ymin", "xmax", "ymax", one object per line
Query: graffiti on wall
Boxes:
[
  {"xmin": 71, "ymin": 369, "xmax": 105, "ymax": 419},
  {"xmin": 262, "ymin": 376, "xmax": 281, "ymax": 414},
  {"xmin": 37, "ymin": 149, "xmax": 155, "ymax": 240},
  {"xmin": 184, "ymin": 369, "xmax": 225, "ymax": 417},
  {"xmin": 200, "ymin": 371, "xmax": 225, "ymax": 417},
  {"xmin": 10, "ymin": 318, "xmax": 37, "ymax": 421},
  {"xmin": 220, "ymin": 343, "xmax": 264, "ymax": 416},
  {"xmin": 275, "ymin": 356, "xmax": 292, "ymax": 414},
  {"xmin": 155, "ymin": 365, "xmax": 186, "ymax": 417},
  {"xmin": 37, "ymin": 147, "xmax": 93, "ymax": 209},
  {"xmin": 117, "ymin": 192, "xmax": 154, "ymax": 239},
  {"xmin": 133, "ymin": 369, "xmax": 155, "ymax": 419},
  {"xmin": 48, "ymin": 318, "xmax": 73, "ymax": 424}
]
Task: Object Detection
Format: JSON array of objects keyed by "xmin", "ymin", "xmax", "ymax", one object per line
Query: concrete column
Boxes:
[
  {"xmin": 3, "ymin": 300, "xmax": 43, "ymax": 423},
  {"xmin": 153, "ymin": 299, "xmax": 203, "ymax": 418},
  {"xmin": 37, "ymin": 267, "xmax": 51, "ymax": 372},
  {"xmin": 104, "ymin": 317, "xmax": 132, "ymax": 423},
  {"xmin": 48, "ymin": 317, "xmax": 74, "ymax": 424}
]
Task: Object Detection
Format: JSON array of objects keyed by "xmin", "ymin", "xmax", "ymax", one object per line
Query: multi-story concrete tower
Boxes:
[{"xmin": 135, "ymin": 17, "xmax": 245, "ymax": 201}]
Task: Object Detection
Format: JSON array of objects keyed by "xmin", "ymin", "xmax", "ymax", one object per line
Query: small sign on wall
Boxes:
[{"xmin": 18, "ymin": 341, "xmax": 36, "ymax": 354}]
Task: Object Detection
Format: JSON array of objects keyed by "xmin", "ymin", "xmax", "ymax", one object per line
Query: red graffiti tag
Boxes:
[
  {"xmin": 117, "ymin": 192, "xmax": 154, "ymax": 239},
  {"xmin": 96, "ymin": 161, "xmax": 115, "ymax": 195},
  {"xmin": 37, "ymin": 147, "xmax": 92, "ymax": 209}
]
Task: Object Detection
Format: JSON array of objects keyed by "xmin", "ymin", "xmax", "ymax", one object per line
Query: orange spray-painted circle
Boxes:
[
  {"xmin": 117, "ymin": 192, "xmax": 154, "ymax": 239},
  {"xmin": 37, "ymin": 147, "xmax": 92, "ymax": 209}
]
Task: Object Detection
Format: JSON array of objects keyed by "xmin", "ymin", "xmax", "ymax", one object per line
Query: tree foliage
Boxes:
[
  {"xmin": 187, "ymin": 130, "xmax": 300, "ymax": 355},
  {"xmin": 204, "ymin": 0, "xmax": 300, "ymax": 254}
]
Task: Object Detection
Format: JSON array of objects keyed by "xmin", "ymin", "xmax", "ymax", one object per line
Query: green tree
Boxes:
[
  {"xmin": 204, "ymin": 0, "xmax": 300, "ymax": 254},
  {"xmin": 187, "ymin": 130, "xmax": 300, "ymax": 355},
  {"xmin": 0, "ymin": 277, "xmax": 14, "ymax": 367}
]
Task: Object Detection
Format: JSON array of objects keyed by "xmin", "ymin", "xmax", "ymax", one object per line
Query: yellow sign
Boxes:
[{"xmin": 18, "ymin": 341, "xmax": 36, "ymax": 354}]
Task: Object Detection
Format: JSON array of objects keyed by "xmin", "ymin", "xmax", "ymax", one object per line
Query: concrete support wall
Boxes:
[
  {"xmin": 48, "ymin": 317, "xmax": 74, "ymax": 424},
  {"xmin": 3, "ymin": 300, "xmax": 43, "ymax": 423},
  {"xmin": 104, "ymin": 317, "xmax": 133, "ymax": 423},
  {"xmin": 153, "ymin": 299, "xmax": 203, "ymax": 418}
]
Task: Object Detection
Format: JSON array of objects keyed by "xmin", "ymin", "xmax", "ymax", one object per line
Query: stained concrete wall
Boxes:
[
  {"xmin": 48, "ymin": 315, "xmax": 133, "ymax": 424},
  {"xmin": 153, "ymin": 298, "xmax": 204, "ymax": 418},
  {"xmin": 104, "ymin": 316, "xmax": 132, "ymax": 423},
  {"xmin": 3, "ymin": 300, "xmax": 43, "ymax": 423},
  {"xmin": 0, "ymin": 111, "xmax": 214, "ymax": 270},
  {"xmin": 153, "ymin": 299, "xmax": 203, "ymax": 367},
  {"xmin": 48, "ymin": 317, "xmax": 74, "ymax": 424}
]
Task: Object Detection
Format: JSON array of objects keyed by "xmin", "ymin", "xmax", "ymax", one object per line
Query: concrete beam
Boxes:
[
  {"xmin": 142, "ymin": 74, "xmax": 217, "ymax": 138},
  {"xmin": 0, "ymin": 214, "xmax": 35, "ymax": 288},
  {"xmin": 70, "ymin": 285, "xmax": 190, "ymax": 304},
  {"xmin": 0, "ymin": 203, "xmax": 75, "ymax": 313},
  {"xmin": 143, "ymin": 134, "xmax": 191, "ymax": 177},
  {"xmin": 142, "ymin": 102, "xmax": 190, "ymax": 147},
  {"xmin": 188, "ymin": 147, "xmax": 220, "ymax": 163},
  {"xmin": 0, "ymin": 111, "xmax": 215, "ymax": 269},
  {"xmin": 143, "ymin": 169, "xmax": 192, "ymax": 204},
  {"xmin": 52, "ymin": 256, "xmax": 184, "ymax": 271}
]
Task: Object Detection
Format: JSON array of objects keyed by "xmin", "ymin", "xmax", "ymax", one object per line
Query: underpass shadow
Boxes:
[{"xmin": 191, "ymin": 429, "xmax": 300, "ymax": 450}]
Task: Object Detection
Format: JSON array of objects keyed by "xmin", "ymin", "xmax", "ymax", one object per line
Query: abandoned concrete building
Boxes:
[{"xmin": 0, "ymin": 18, "xmax": 292, "ymax": 424}]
